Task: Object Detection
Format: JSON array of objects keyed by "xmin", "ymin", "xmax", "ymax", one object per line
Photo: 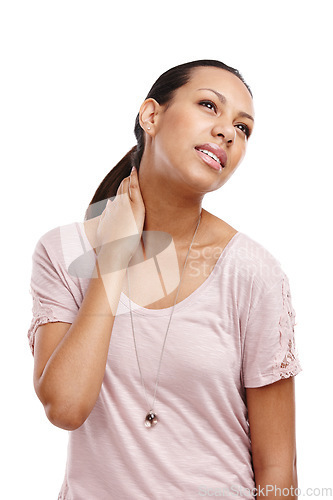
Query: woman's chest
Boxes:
[
  {"xmin": 107, "ymin": 296, "xmax": 244, "ymax": 399},
  {"xmin": 120, "ymin": 245, "xmax": 225, "ymax": 310},
  {"xmin": 120, "ymin": 229, "xmax": 238, "ymax": 310}
]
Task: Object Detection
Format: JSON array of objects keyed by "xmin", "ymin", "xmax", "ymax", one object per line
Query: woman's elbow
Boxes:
[
  {"xmin": 45, "ymin": 402, "xmax": 86, "ymax": 431},
  {"xmin": 34, "ymin": 378, "xmax": 88, "ymax": 430}
]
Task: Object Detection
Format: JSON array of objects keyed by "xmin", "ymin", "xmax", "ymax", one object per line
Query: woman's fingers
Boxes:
[
  {"xmin": 111, "ymin": 168, "xmax": 141, "ymax": 205},
  {"xmin": 117, "ymin": 168, "xmax": 137, "ymax": 201},
  {"xmin": 128, "ymin": 167, "xmax": 141, "ymax": 202},
  {"xmin": 117, "ymin": 176, "xmax": 130, "ymax": 196},
  {"xmin": 96, "ymin": 166, "xmax": 145, "ymax": 259}
]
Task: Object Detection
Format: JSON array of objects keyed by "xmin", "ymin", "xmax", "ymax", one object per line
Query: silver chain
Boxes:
[{"xmin": 127, "ymin": 210, "xmax": 202, "ymax": 415}]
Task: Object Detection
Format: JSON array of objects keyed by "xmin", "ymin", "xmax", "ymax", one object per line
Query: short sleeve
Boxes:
[
  {"xmin": 27, "ymin": 233, "xmax": 79, "ymax": 356},
  {"xmin": 242, "ymin": 273, "xmax": 302, "ymax": 388}
]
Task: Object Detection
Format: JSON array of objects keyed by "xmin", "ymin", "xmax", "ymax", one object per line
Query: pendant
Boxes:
[{"xmin": 144, "ymin": 411, "xmax": 158, "ymax": 428}]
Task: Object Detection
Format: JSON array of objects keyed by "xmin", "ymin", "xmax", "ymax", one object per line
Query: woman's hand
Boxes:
[{"xmin": 96, "ymin": 167, "xmax": 145, "ymax": 264}]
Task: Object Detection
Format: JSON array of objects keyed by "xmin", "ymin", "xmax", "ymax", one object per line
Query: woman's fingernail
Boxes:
[{"xmin": 131, "ymin": 166, "xmax": 136, "ymax": 174}]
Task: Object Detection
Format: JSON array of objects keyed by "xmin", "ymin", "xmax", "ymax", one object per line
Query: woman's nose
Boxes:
[{"xmin": 211, "ymin": 122, "xmax": 235, "ymax": 145}]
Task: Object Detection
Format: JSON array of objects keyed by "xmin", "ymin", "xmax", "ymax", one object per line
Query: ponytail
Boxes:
[{"xmin": 84, "ymin": 145, "xmax": 138, "ymax": 220}]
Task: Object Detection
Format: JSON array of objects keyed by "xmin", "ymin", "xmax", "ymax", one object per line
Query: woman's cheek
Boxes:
[{"xmin": 236, "ymin": 147, "xmax": 246, "ymax": 166}]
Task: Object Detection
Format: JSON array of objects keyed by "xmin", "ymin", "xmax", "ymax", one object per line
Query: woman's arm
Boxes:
[
  {"xmin": 33, "ymin": 167, "xmax": 145, "ymax": 431},
  {"xmin": 246, "ymin": 377, "xmax": 298, "ymax": 498},
  {"xmin": 33, "ymin": 254, "xmax": 127, "ymax": 431}
]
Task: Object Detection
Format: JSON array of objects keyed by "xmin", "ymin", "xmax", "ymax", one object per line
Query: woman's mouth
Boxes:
[{"xmin": 194, "ymin": 143, "xmax": 227, "ymax": 171}]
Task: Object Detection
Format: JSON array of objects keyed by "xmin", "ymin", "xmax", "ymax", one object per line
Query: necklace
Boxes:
[{"xmin": 126, "ymin": 210, "xmax": 202, "ymax": 428}]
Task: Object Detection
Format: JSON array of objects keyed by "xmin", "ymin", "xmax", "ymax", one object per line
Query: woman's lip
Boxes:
[
  {"xmin": 195, "ymin": 148, "xmax": 223, "ymax": 171},
  {"xmin": 195, "ymin": 143, "xmax": 227, "ymax": 167}
]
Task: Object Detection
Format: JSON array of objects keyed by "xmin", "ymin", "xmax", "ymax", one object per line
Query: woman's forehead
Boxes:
[{"xmin": 177, "ymin": 66, "xmax": 254, "ymax": 113}]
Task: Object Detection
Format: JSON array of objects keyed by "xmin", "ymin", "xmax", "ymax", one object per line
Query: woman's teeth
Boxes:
[{"xmin": 198, "ymin": 149, "xmax": 221, "ymax": 165}]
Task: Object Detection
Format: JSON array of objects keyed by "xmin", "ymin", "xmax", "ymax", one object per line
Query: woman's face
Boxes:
[{"xmin": 143, "ymin": 66, "xmax": 255, "ymax": 192}]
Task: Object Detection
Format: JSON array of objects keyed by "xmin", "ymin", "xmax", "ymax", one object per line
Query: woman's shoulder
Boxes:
[
  {"xmin": 33, "ymin": 222, "xmax": 94, "ymax": 279},
  {"xmin": 36, "ymin": 221, "xmax": 88, "ymax": 249},
  {"xmin": 206, "ymin": 212, "xmax": 286, "ymax": 289},
  {"xmin": 234, "ymin": 231, "xmax": 285, "ymax": 288},
  {"xmin": 34, "ymin": 222, "xmax": 77, "ymax": 259}
]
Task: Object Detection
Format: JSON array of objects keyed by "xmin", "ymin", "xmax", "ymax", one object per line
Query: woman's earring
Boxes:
[{"xmin": 147, "ymin": 125, "xmax": 151, "ymax": 130}]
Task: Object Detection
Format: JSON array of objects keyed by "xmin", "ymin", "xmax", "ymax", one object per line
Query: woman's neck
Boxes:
[{"xmin": 137, "ymin": 160, "xmax": 204, "ymax": 247}]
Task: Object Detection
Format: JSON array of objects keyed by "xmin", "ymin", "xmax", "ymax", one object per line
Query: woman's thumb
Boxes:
[
  {"xmin": 130, "ymin": 166, "xmax": 137, "ymax": 179},
  {"xmin": 129, "ymin": 167, "xmax": 139, "ymax": 196}
]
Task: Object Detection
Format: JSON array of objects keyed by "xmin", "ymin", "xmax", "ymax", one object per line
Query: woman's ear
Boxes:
[{"xmin": 139, "ymin": 98, "xmax": 161, "ymax": 134}]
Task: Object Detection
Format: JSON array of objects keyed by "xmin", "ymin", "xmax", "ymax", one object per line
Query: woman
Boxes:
[{"xmin": 28, "ymin": 60, "xmax": 302, "ymax": 499}]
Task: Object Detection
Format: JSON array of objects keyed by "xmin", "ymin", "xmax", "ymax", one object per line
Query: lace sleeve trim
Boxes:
[
  {"xmin": 273, "ymin": 276, "xmax": 302, "ymax": 379},
  {"xmin": 27, "ymin": 288, "xmax": 58, "ymax": 356}
]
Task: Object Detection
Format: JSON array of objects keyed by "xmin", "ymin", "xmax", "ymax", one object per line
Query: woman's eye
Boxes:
[
  {"xmin": 199, "ymin": 100, "xmax": 217, "ymax": 112},
  {"xmin": 236, "ymin": 123, "xmax": 250, "ymax": 138}
]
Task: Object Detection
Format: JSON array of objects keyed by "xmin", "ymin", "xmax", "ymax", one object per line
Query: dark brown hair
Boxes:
[{"xmin": 85, "ymin": 59, "xmax": 252, "ymax": 220}]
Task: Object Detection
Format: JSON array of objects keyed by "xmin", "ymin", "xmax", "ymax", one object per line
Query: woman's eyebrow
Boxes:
[
  {"xmin": 237, "ymin": 111, "xmax": 254, "ymax": 122},
  {"xmin": 197, "ymin": 88, "xmax": 254, "ymax": 122},
  {"xmin": 197, "ymin": 87, "xmax": 227, "ymax": 104}
]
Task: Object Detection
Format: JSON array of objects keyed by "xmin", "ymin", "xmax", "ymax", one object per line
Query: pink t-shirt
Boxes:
[{"xmin": 27, "ymin": 222, "xmax": 302, "ymax": 500}]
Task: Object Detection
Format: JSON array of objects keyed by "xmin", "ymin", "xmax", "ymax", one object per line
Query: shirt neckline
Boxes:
[{"xmin": 78, "ymin": 221, "xmax": 242, "ymax": 317}]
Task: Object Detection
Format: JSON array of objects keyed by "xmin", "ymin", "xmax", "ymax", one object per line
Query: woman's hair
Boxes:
[{"xmin": 85, "ymin": 59, "xmax": 252, "ymax": 220}]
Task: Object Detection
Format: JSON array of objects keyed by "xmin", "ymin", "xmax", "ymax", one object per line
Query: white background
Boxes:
[{"xmin": 1, "ymin": 0, "xmax": 332, "ymax": 498}]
